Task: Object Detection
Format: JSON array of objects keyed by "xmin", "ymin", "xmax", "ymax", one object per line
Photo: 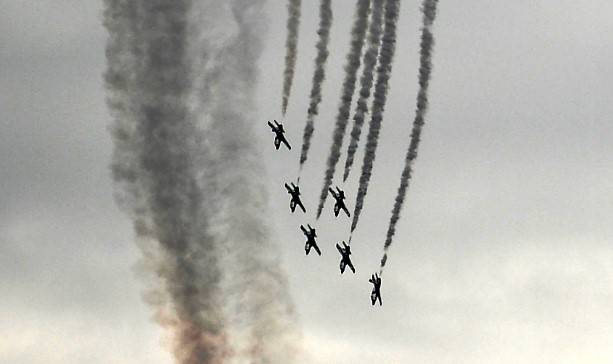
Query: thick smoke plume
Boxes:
[
  {"xmin": 350, "ymin": 0, "xmax": 400, "ymax": 233},
  {"xmin": 196, "ymin": 2, "xmax": 300, "ymax": 362},
  {"xmin": 343, "ymin": 0, "xmax": 386, "ymax": 182},
  {"xmin": 380, "ymin": 0, "xmax": 439, "ymax": 272},
  {"xmin": 281, "ymin": 0, "xmax": 302, "ymax": 115},
  {"xmin": 316, "ymin": 0, "xmax": 371, "ymax": 218},
  {"xmin": 104, "ymin": 1, "xmax": 298, "ymax": 363},
  {"xmin": 298, "ymin": 0, "xmax": 333, "ymax": 168},
  {"xmin": 104, "ymin": 1, "xmax": 226, "ymax": 361}
]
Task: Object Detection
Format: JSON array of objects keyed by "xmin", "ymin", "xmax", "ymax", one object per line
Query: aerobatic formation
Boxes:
[
  {"xmin": 104, "ymin": 0, "xmax": 440, "ymax": 361},
  {"xmin": 269, "ymin": 0, "xmax": 440, "ymax": 306}
]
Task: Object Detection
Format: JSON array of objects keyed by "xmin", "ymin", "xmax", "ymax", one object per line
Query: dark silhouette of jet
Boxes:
[
  {"xmin": 285, "ymin": 182, "xmax": 306, "ymax": 213},
  {"xmin": 336, "ymin": 241, "xmax": 355, "ymax": 274},
  {"xmin": 369, "ymin": 273, "xmax": 382, "ymax": 306},
  {"xmin": 267, "ymin": 120, "xmax": 291, "ymax": 150},
  {"xmin": 300, "ymin": 224, "xmax": 321, "ymax": 256},
  {"xmin": 328, "ymin": 186, "xmax": 350, "ymax": 217}
]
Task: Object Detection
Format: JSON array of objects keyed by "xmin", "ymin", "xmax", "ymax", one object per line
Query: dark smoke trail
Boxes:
[
  {"xmin": 350, "ymin": 0, "xmax": 400, "ymax": 233},
  {"xmin": 104, "ymin": 1, "xmax": 299, "ymax": 363},
  {"xmin": 281, "ymin": 0, "xmax": 302, "ymax": 115},
  {"xmin": 104, "ymin": 1, "xmax": 227, "ymax": 362},
  {"xmin": 316, "ymin": 0, "xmax": 371, "ymax": 219},
  {"xmin": 380, "ymin": 0, "xmax": 439, "ymax": 272},
  {"xmin": 343, "ymin": 0, "xmax": 386, "ymax": 182},
  {"xmin": 298, "ymin": 0, "xmax": 333, "ymax": 168}
]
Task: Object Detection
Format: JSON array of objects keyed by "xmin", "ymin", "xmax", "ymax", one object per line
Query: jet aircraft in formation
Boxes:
[
  {"xmin": 268, "ymin": 120, "xmax": 291, "ymax": 150},
  {"xmin": 268, "ymin": 121, "xmax": 381, "ymax": 305},
  {"xmin": 369, "ymin": 273, "xmax": 382, "ymax": 306},
  {"xmin": 329, "ymin": 186, "xmax": 350, "ymax": 217},
  {"xmin": 300, "ymin": 224, "xmax": 321, "ymax": 256},
  {"xmin": 285, "ymin": 182, "xmax": 306, "ymax": 213},
  {"xmin": 336, "ymin": 241, "xmax": 355, "ymax": 274}
]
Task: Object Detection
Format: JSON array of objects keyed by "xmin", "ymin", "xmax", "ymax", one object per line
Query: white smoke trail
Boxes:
[{"xmin": 194, "ymin": 1, "xmax": 301, "ymax": 362}]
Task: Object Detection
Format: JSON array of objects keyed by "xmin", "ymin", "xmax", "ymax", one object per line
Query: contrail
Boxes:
[
  {"xmin": 316, "ymin": 0, "xmax": 371, "ymax": 219},
  {"xmin": 281, "ymin": 0, "xmax": 302, "ymax": 116},
  {"xmin": 380, "ymin": 0, "xmax": 439, "ymax": 272},
  {"xmin": 343, "ymin": 0, "xmax": 386, "ymax": 182},
  {"xmin": 350, "ymin": 0, "xmax": 400, "ymax": 233},
  {"xmin": 104, "ymin": 1, "xmax": 298, "ymax": 363},
  {"xmin": 298, "ymin": 0, "xmax": 333, "ymax": 168}
]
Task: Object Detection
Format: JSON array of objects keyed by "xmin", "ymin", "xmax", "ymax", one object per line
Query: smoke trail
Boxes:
[
  {"xmin": 315, "ymin": 0, "xmax": 371, "ymax": 219},
  {"xmin": 195, "ymin": 1, "xmax": 300, "ymax": 362},
  {"xmin": 298, "ymin": 0, "xmax": 333, "ymax": 167},
  {"xmin": 104, "ymin": 1, "xmax": 228, "ymax": 362},
  {"xmin": 343, "ymin": 0, "xmax": 386, "ymax": 182},
  {"xmin": 350, "ymin": 0, "xmax": 400, "ymax": 233},
  {"xmin": 380, "ymin": 0, "xmax": 439, "ymax": 272},
  {"xmin": 281, "ymin": 0, "xmax": 302, "ymax": 115},
  {"xmin": 104, "ymin": 1, "xmax": 299, "ymax": 363}
]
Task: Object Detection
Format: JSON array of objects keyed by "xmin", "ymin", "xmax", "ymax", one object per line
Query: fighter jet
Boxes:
[
  {"xmin": 369, "ymin": 273, "xmax": 382, "ymax": 306},
  {"xmin": 328, "ymin": 186, "xmax": 350, "ymax": 217},
  {"xmin": 300, "ymin": 224, "xmax": 321, "ymax": 256},
  {"xmin": 285, "ymin": 182, "xmax": 306, "ymax": 213},
  {"xmin": 336, "ymin": 241, "xmax": 355, "ymax": 274},
  {"xmin": 267, "ymin": 120, "xmax": 291, "ymax": 150}
]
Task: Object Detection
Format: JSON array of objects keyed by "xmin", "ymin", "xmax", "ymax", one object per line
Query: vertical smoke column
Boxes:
[
  {"xmin": 343, "ymin": 0, "xmax": 385, "ymax": 182},
  {"xmin": 104, "ymin": 0, "xmax": 228, "ymax": 363},
  {"xmin": 105, "ymin": 0, "xmax": 299, "ymax": 363},
  {"xmin": 380, "ymin": 0, "xmax": 439, "ymax": 272},
  {"xmin": 193, "ymin": 1, "xmax": 300, "ymax": 363},
  {"xmin": 350, "ymin": 0, "xmax": 400, "ymax": 233},
  {"xmin": 316, "ymin": 0, "xmax": 371, "ymax": 218},
  {"xmin": 281, "ymin": 0, "xmax": 302, "ymax": 115},
  {"xmin": 298, "ymin": 0, "xmax": 333, "ymax": 168}
]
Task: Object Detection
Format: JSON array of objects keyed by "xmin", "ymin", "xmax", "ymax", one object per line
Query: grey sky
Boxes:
[{"xmin": 2, "ymin": 1, "xmax": 613, "ymax": 363}]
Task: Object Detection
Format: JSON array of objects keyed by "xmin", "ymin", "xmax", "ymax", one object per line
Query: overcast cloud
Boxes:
[{"xmin": 2, "ymin": 1, "xmax": 613, "ymax": 363}]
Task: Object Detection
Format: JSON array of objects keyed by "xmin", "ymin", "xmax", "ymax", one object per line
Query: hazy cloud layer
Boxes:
[{"xmin": 2, "ymin": 1, "xmax": 613, "ymax": 364}]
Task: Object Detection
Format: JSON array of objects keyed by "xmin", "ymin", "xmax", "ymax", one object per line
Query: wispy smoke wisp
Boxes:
[{"xmin": 199, "ymin": 1, "xmax": 301, "ymax": 362}]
